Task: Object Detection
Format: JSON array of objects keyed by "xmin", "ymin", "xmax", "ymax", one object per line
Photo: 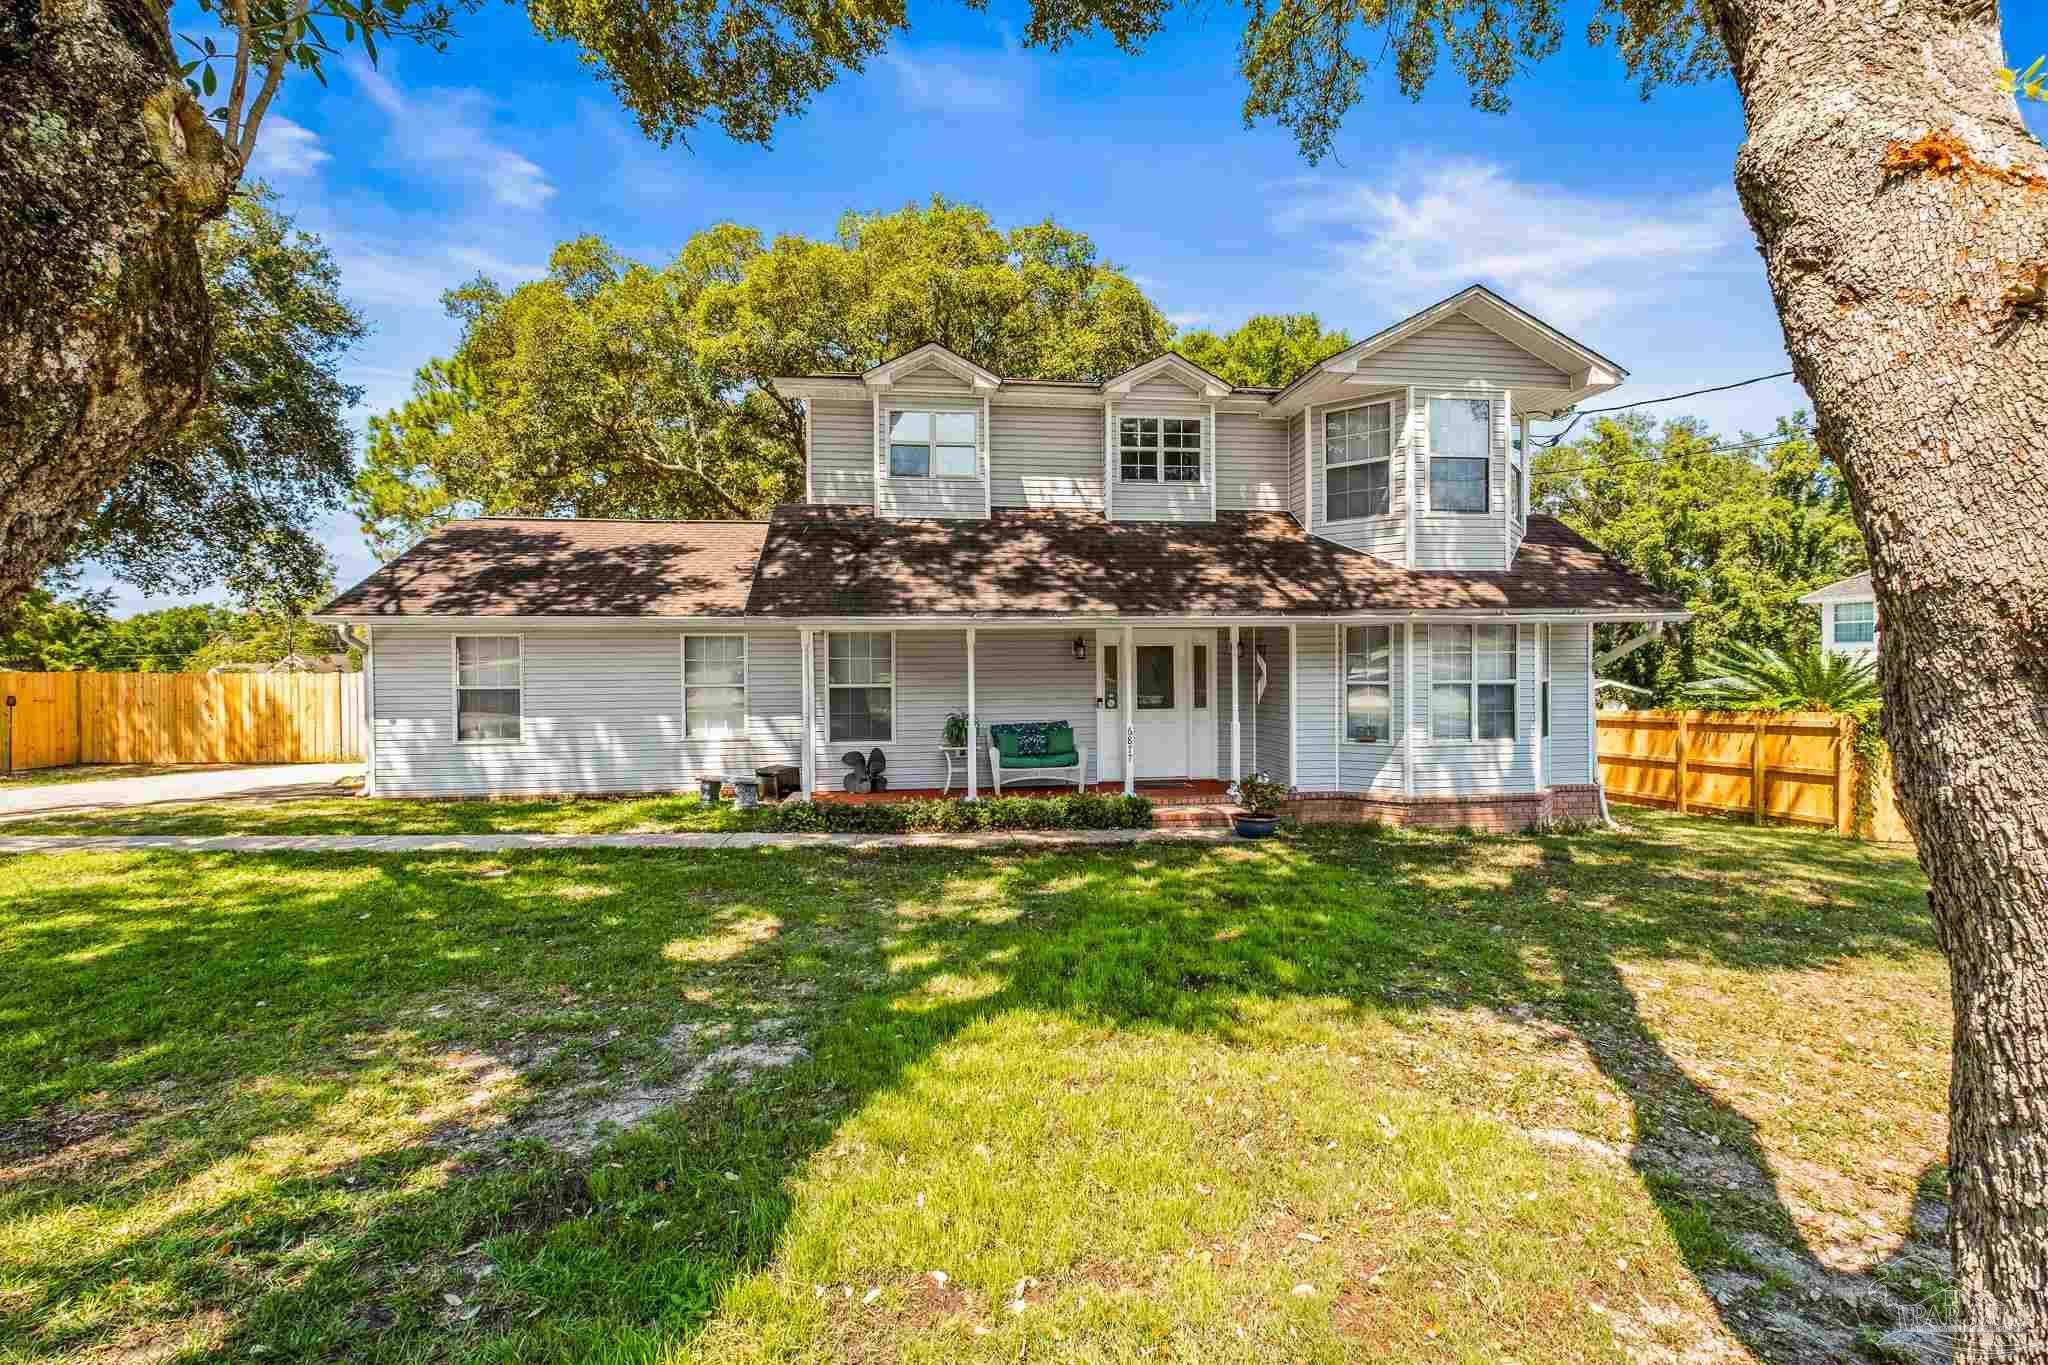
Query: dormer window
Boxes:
[
  {"xmin": 1119, "ymin": 416, "xmax": 1202, "ymax": 482},
  {"xmin": 1326, "ymin": 401, "xmax": 1392, "ymax": 521},
  {"xmin": 889, "ymin": 409, "xmax": 977, "ymax": 479}
]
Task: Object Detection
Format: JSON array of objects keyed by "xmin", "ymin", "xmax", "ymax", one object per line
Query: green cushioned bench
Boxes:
[{"xmin": 987, "ymin": 722, "xmax": 1090, "ymax": 794}]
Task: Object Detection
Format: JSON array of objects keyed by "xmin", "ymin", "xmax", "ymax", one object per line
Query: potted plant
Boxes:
[
  {"xmin": 942, "ymin": 711, "xmax": 970, "ymax": 749},
  {"xmin": 1232, "ymin": 773, "xmax": 1288, "ymax": 838}
]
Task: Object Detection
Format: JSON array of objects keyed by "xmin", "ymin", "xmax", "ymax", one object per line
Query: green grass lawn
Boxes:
[
  {"xmin": 7, "ymin": 792, "xmax": 757, "ymax": 835},
  {"xmin": 0, "ymin": 813, "xmax": 1944, "ymax": 1363}
]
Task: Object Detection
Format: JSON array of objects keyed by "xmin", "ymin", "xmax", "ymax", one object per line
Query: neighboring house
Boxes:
[
  {"xmin": 314, "ymin": 285, "xmax": 1686, "ymax": 829},
  {"xmin": 1799, "ymin": 573, "xmax": 1879, "ymax": 660}
]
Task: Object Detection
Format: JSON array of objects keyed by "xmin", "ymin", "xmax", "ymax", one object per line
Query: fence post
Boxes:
[
  {"xmin": 1674, "ymin": 712, "xmax": 1690, "ymax": 814},
  {"xmin": 1836, "ymin": 716, "xmax": 1854, "ymax": 836},
  {"xmin": 1752, "ymin": 714, "xmax": 1767, "ymax": 825}
]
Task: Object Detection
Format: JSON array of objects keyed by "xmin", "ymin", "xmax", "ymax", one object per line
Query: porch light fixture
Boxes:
[{"xmin": 1072, "ymin": 635, "xmax": 1088, "ymax": 661}]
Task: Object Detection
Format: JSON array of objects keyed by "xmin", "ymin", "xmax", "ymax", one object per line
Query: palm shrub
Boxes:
[{"xmin": 1685, "ymin": 640, "xmax": 1879, "ymax": 712}]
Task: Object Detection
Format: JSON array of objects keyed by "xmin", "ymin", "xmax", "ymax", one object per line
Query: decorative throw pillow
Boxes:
[{"xmin": 1014, "ymin": 722, "xmax": 1053, "ymax": 756}]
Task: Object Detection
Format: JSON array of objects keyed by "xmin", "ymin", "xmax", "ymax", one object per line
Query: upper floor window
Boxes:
[
  {"xmin": 1345, "ymin": 625, "xmax": 1393, "ymax": 743},
  {"xmin": 1120, "ymin": 416, "xmax": 1202, "ymax": 482},
  {"xmin": 1326, "ymin": 402, "xmax": 1392, "ymax": 521},
  {"xmin": 1428, "ymin": 397, "xmax": 1491, "ymax": 514},
  {"xmin": 454, "ymin": 635, "xmax": 522, "ymax": 742},
  {"xmin": 889, "ymin": 409, "xmax": 977, "ymax": 479},
  {"xmin": 1834, "ymin": 601, "xmax": 1877, "ymax": 644}
]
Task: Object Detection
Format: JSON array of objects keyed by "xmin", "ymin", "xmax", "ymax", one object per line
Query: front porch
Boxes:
[{"xmin": 814, "ymin": 779, "xmax": 1233, "ymax": 805}]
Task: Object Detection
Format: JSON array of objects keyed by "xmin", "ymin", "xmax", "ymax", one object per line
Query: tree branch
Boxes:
[
  {"xmin": 224, "ymin": 0, "xmax": 253, "ymax": 149},
  {"xmin": 237, "ymin": 0, "xmax": 309, "ymax": 166}
]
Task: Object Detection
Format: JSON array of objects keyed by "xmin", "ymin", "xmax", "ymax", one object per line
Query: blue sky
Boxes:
[{"xmin": 108, "ymin": 0, "xmax": 2048, "ymax": 610}]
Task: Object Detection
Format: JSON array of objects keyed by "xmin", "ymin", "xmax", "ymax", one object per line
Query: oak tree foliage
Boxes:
[{"xmin": 1171, "ymin": 313, "xmax": 1351, "ymax": 388}]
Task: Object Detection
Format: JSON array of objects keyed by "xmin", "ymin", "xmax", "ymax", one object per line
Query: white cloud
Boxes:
[
  {"xmin": 883, "ymin": 44, "xmax": 1031, "ymax": 114},
  {"xmin": 1167, "ymin": 310, "xmax": 1216, "ymax": 330},
  {"xmin": 248, "ymin": 116, "xmax": 329, "ymax": 178},
  {"xmin": 1272, "ymin": 160, "xmax": 1741, "ymax": 329},
  {"xmin": 330, "ymin": 240, "xmax": 546, "ymax": 311},
  {"xmin": 352, "ymin": 61, "xmax": 556, "ymax": 210}
]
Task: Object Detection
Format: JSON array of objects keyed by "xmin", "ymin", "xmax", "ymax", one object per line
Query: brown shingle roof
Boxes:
[
  {"xmin": 320, "ymin": 518, "xmax": 767, "ymax": 618},
  {"xmin": 744, "ymin": 507, "xmax": 1682, "ymax": 618}
]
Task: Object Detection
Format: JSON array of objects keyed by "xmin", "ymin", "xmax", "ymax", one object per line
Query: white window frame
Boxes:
[
  {"xmin": 827, "ymin": 630, "xmax": 897, "ymax": 744},
  {"xmin": 1429, "ymin": 623, "xmax": 1517, "ymax": 742},
  {"xmin": 451, "ymin": 634, "xmax": 524, "ymax": 745},
  {"xmin": 1325, "ymin": 400, "xmax": 1394, "ymax": 523},
  {"xmin": 1426, "ymin": 396, "xmax": 1493, "ymax": 515},
  {"xmin": 1540, "ymin": 624, "xmax": 1551, "ymax": 740},
  {"xmin": 1117, "ymin": 414, "xmax": 1204, "ymax": 484},
  {"xmin": 1343, "ymin": 624, "xmax": 1395, "ymax": 745},
  {"xmin": 682, "ymin": 634, "xmax": 749, "ymax": 741},
  {"xmin": 887, "ymin": 408, "xmax": 979, "ymax": 481},
  {"xmin": 1834, "ymin": 601, "xmax": 1877, "ymax": 644}
]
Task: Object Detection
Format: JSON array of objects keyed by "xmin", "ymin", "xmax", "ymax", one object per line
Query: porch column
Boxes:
[
  {"xmin": 1122, "ymin": 624, "xmax": 1135, "ymax": 797},
  {"xmin": 965, "ymin": 626, "xmax": 979, "ymax": 801},
  {"xmin": 1288, "ymin": 624, "xmax": 1298, "ymax": 790},
  {"xmin": 798, "ymin": 628, "xmax": 814, "ymax": 796},
  {"xmin": 1229, "ymin": 625, "xmax": 1242, "ymax": 782}
]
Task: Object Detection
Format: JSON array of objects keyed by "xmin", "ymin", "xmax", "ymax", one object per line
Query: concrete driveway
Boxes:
[{"xmin": 0, "ymin": 763, "xmax": 362, "ymax": 820}]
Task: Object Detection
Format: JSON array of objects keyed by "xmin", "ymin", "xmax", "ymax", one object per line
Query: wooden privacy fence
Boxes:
[
  {"xmin": 1597, "ymin": 709, "xmax": 1911, "ymax": 843},
  {"xmin": 0, "ymin": 671, "xmax": 364, "ymax": 770}
]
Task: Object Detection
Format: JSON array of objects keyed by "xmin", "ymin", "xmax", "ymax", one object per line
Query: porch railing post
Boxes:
[
  {"xmin": 1229, "ymin": 624, "xmax": 1242, "ymax": 783},
  {"xmin": 1123, "ymin": 624, "xmax": 1136, "ymax": 797},
  {"xmin": 965, "ymin": 625, "xmax": 978, "ymax": 802}
]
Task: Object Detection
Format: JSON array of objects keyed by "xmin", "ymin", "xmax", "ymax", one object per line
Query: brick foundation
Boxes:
[{"xmin": 1282, "ymin": 784, "xmax": 1605, "ymax": 833}]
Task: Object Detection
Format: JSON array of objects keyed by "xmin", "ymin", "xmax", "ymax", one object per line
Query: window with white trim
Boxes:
[
  {"xmin": 828, "ymin": 633, "xmax": 894, "ymax": 742},
  {"xmin": 1326, "ymin": 402, "xmax": 1392, "ymax": 521},
  {"xmin": 888, "ymin": 409, "xmax": 977, "ymax": 479},
  {"xmin": 1834, "ymin": 601, "xmax": 1876, "ymax": 644},
  {"xmin": 454, "ymin": 636, "xmax": 522, "ymax": 742},
  {"xmin": 1344, "ymin": 625, "xmax": 1393, "ymax": 743},
  {"xmin": 1119, "ymin": 416, "xmax": 1202, "ymax": 482},
  {"xmin": 1430, "ymin": 624, "xmax": 1516, "ymax": 741},
  {"xmin": 1540, "ymin": 625, "xmax": 1551, "ymax": 740},
  {"xmin": 1428, "ymin": 397, "xmax": 1491, "ymax": 514},
  {"xmin": 683, "ymin": 635, "xmax": 747, "ymax": 739}
]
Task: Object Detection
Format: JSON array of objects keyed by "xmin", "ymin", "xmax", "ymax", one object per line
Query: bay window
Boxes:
[
  {"xmin": 1430, "ymin": 624, "xmax": 1517, "ymax": 741},
  {"xmin": 1428, "ymin": 397, "xmax": 1491, "ymax": 514},
  {"xmin": 1326, "ymin": 402, "xmax": 1392, "ymax": 521},
  {"xmin": 1344, "ymin": 625, "xmax": 1393, "ymax": 743}
]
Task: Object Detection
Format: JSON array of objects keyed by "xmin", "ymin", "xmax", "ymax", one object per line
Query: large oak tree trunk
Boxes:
[
  {"xmin": 0, "ymin": 0, "xmax": 234, "ymax": 613},
  {"xmin": 1711, "ymin": 0, "xmax": 2048, "ymax": 1353}
]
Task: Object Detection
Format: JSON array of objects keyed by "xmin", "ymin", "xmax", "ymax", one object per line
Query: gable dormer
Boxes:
[
  {"xmin": 1101, "ymin": 354, "xmax": 1232, "ymax": 523},
  {"xmin": 862, "ymin": 344, "xmax": 998, "ymax": 520}
]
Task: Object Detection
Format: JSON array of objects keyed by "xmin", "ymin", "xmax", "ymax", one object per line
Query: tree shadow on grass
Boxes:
[{"xmin": 0, "ymin": 813, "xmax": 1944, "ymax": 1362}]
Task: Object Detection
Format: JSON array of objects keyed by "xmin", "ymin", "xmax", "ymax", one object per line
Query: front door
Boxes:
[{"xmin": 1098, "ymin": 630, "xmax": 1209, "ymax": 780}]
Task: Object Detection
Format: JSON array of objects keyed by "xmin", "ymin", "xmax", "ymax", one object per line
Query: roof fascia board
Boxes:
[
  {"xmin": 1101, "ymin": 353, "xmax": 1232, "ymax": 400},
  {"xmin": 318, "ymin": 608, "xmax": 1691, "ymax": 629},
  {"xmin": 862, "ymin": 343, "xmax": 1001, "ymax": 392}
]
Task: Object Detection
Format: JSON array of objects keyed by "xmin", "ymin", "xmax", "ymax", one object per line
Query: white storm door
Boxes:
[
  {"xmin": 1131, "ymin": 632, "xmax": 1188, "ymax": 777},
  {"xmin": 1096, "ymin": 630, "xmax": 1123, "ymax": 783},
  {"xmin": 1188, "ymin": 633, "xmax": 1217, "ymax": 779}
]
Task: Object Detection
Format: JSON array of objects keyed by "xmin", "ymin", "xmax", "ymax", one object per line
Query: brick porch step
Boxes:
[{"xmin": 1151, "ymin": 803, "xmax": 1239, "ymax": 829}]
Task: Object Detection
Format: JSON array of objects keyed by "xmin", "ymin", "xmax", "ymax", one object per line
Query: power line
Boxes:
[{"xmin": 1532, "ymin": 370, "xmax": 1798, "ymax": 446}]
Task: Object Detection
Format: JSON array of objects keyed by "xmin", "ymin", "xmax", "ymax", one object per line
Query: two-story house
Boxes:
[{"xmin": 316, "ymin": 285, "xmax": 1686, "ymax": 828}]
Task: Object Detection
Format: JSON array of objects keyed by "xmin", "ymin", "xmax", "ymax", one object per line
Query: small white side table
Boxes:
[{"xmin": 940, "ymin": 747, "xmax": 970, "ymax": 795}]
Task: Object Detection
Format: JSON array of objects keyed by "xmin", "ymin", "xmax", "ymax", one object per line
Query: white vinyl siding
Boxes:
[
  {"xmin": 1112, "ymin": 399, "xmax": 1211, "ymax": 523},
  {"xmin": 1310, "ymin": 393, "xmax": 1408, "ymax": 561},
  {"xmin": 1412, "ymin": 392, "xmax": 1510, "ymax": 569},
  {"xmin": 1293, "ymin": 626, "xmax": 1338, "ymax": 792},
  {"xmin": 895, "ymin": 361, "xmax": 975, "ymax": 392},
  {"xmin": 989, "ymin": 405, "xmax": 1106, "ymax": 510},
  {"xmin": 373, "ymin": 628, "xmax": 799, "ymax": 798},
  {"xmin": 1127, "ymin": 374, "xmax": 1205, "ymax": 401},
  {"xmin": 1347, "ymin": 313, "xmax": 1570, "ymax": 391},
  {"xmin": 1251, "ymin": 629, "xmax": 1291, "ymax": 785},
  {"xmin": 1545, "ymin": 624, "xmax": 1594, "ymax": 785},
  {"xmin": 875, "ymin": 395, "xmax": 989, "ymax": 519},
  {"xmin": 1340, "ymin": 625, "xmax": 1405, "ymax": 793},
  {"xmin": 1214, "ymin": 412, "xmax": 1291, "ymax": 511},
  {"xmin": 808, "ymin": 400, "xmax": 876, "ymax": 506},
  {"xmin": 1287, "ymin": 413, "xmax": 1308, "ymax": 526}
]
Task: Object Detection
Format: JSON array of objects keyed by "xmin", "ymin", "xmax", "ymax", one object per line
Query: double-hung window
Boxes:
[
  {"xmin": 828, "ymin": 633, "xmax": 894, "ymax": 742},
  {"xmin": 683, "ymin": 636, "xmax": 747, "ymax": 740},
  {"xmin": 1119, "ymin": 416, "xmax": 1202, "ymax": 482},
  {"xmin": 454, "ymin": 636, "xmax": 522, "ymax": 742},
  {"xmin": 1326, "ymin": 402, "xmax": 1392, "ymax": 521},
  {"xmin": 1539, "ymin": 625, "xmax": 1551, "ymax": 740},
  {"xmin": 1430, "ymin": 624, "xmax": 1516, "ymax": 741},
  {"xmin": 1344, "ymin": 625, "xmax": 1393, "ymax": 743},
  {"xmin": 1428, "ymin": 397, "xmax": 1491, "ymax": 513},
  {"xmin": 1834, "ymin": 601, "xmax": 1876, "ymax": 645},
  {"xmin": 889, "ymin": 409, "xmax": 977, "ymax": 479}
]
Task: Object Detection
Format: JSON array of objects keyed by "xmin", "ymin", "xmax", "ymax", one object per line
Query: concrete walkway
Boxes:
[
  {"xmin": 0, "ymin": 827, "xmax": 1241, "ymax": 855},
  {"xmin": 0, "ymin": 763, "xmax": 362, "ymax": 821}
]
